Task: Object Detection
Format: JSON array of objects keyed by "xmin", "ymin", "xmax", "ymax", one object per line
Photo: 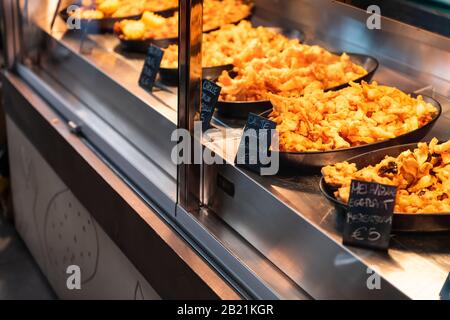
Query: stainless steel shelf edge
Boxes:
[
  {"xmin": 176, "ymin": 205, "xmax": 278, "ymax": 300},
  {"xmin": 175, "ymin": 204, "xmax": 311, "ymax": 300}
]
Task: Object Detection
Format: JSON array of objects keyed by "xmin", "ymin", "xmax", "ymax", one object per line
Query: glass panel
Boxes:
[{"xmin": 15, "ymin": 0, "xmax": 183, "ymax": 214}]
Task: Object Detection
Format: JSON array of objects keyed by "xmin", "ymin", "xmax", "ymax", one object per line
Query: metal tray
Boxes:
[
  {"xmin": 261, "ymin": 94, "xmax": 442, "ymax": 168},
  {"xmin": 118, "ymin": 36, "xmax": 177, "ymax": 52},
  {"xmin": 159, "ymin": 64, "xmax": 234, "ymax": 86},
  {"xmin": 319, "ymin": 143, "xmax": 450, "ymax": 232},
  {"xmin": 216, "ymin": 53, "xmax": 378, "ymax": 119}
]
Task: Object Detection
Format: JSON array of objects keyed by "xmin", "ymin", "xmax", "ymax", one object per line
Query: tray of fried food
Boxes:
[
  {"xmin": 216, "ymin": 40, "xmax": 377, "ymax": 118},
  {"xmin": 115, "ymin": 0, "xmax": 253, "ymax": 52},
  {"xmin": 159, "ymin": 44, "xmax": 234, "ymax": 86},
  {"xmin": 260, "ymin": 81, "xmax": 441, "ymax": 167},
  {"xmin": 320, "ymin": 138, "xmax": 450, "ymax": 232},
  {"xmin": 158, "ymin": 21, "xmax": 289, "ymax": 85},
  {"xmin": 61, "ymin": 0, "xmax": 177, "ymax": 33},
  {"xmin": 115, "ymin": 11, "xmax": 179, "ymax": 50}
]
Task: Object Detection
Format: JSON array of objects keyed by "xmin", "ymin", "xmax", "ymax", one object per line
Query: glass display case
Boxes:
[{"xmin": 1, "ymin": 0, "xmax": 449, "ymax": 299}]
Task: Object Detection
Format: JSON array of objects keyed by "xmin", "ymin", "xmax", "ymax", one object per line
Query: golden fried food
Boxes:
[
  {"xmin": 322, "ymin": 138, "xmax": 450, "ymax": 213},
  {"xmin": 161, "ymin": 45, "xmax": 179, "ymax": 68},
  {"xmin": 115, "ymin": 11, "xmax": 178, "ymax": 40},
  {"xmin": 71, "ymin": 0, "xmax": 178, "ymax": 20},
  {"xmin": 160, "ymin": 21, "xmax": 290, "ymax": 68},
  {"xmin": 98, "ymin": 0, "xmax": 121, "ymax": 16},
  {"xmin": 268, "ymin": 81, "xmax": 437, "ymax": 152},
  {"xmin": 72, "ymin": 8, "xmax": 105, "ymax": 20},
  {"xmin": 116, "ymin": 0, "xmax": 252, "ymax": 40},
  {"xmin": 203, "ymin": 0, "xmax": 252, "ymax": 31},
  {"xmin": 111, "ymin": 3, "xmax": 143, "ymax": 18},
  {"xmin": 71, "ymin": 0, "xmax": 137, "ymax": 19},
  {"xmin": 217, "ymin": 42, "xmax": 368, "ymax": 102}
]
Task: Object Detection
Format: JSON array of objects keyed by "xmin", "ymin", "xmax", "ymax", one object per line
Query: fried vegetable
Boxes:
[
  {"xmin": 322, "ymin": 138, "xmax": 450, "ymax": 213},
  {"xmin": 267, "ymin": 81, "xmax": 437, "ymax": 152}
]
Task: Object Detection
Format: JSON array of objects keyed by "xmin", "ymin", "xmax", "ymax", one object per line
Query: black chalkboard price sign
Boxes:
[
  {"xmin": 342, "ymin": 180, "xmax": 397, "ymax": 250},
  {"xmin": 138, "ymin": 45, "xmax": 163, "ymax": 92},
  {"xmin": 201, "ymin": 80, "xmax": 221, "ymax": 132},
  {"xmin": 440, "ymin": 273, "xmax": 450, "ymax": 300},
  {"xmin": 235, "ymin": 113, "xmax": 277, "ymax": 175}
]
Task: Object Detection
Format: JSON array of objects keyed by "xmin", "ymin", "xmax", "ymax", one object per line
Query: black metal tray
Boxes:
[
  {"xmin": 151, "ymin": 7, "xmax": 179, "ymax": 18},
  {"xmin": 319, "ymin": 143, "xmax": 450, "ymax": 232},
  {"xmin": 118, "ymin": 36, "xmax": 178, "ymax": 52},
  {"xmin": 216, "ymin": 52, "xmax": 378, "ymax": 119},
  {"xmin": 159, "ymin": 64, "xmax": 234, "ymax": 86},
  {"xmin": 260, "ymin": 94, "xmax": 442, "ymax": 168}
]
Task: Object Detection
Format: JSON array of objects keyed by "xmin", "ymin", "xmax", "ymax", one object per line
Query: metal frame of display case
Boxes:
[
  {"xmin": 0, "ymin": 0, "xmax": 449, "ymax": 300},
  {"xmin": 177, "ymin": 0, "xmax": 202, "ymax": 213}
]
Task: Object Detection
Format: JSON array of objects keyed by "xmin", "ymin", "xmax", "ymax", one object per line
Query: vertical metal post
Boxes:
[
  {"xmin": 177, "ymin": 0, "xmax": 202, "ymax": 212},
  {"xmin": 0, "ymin": 0, "xmax": 22, "ymax": 69}
]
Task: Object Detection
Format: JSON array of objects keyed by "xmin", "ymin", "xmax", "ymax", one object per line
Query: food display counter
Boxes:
[{"xmin": 0, "ymin": 0, "xmax": 449, "ymax": 300}]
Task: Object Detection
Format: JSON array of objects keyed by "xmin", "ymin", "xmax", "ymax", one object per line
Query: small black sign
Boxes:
[
  {"xmin": 235, "ymin": 113, "xmax": 277, "ymax": 175},
  {"xmin": 139, "ymin": 45, "xmax": 163, "ymax": 92},
  {"xmin": 440, "ymin": 273, "xmax": 450, "ymax": 300},
  {"xmin": 343, "ymin": 180, "xmax": 397, "ymax": 250},
  {"xmin": 201, "ymin": 80, "xmax": 221, "ymax": 132}
]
